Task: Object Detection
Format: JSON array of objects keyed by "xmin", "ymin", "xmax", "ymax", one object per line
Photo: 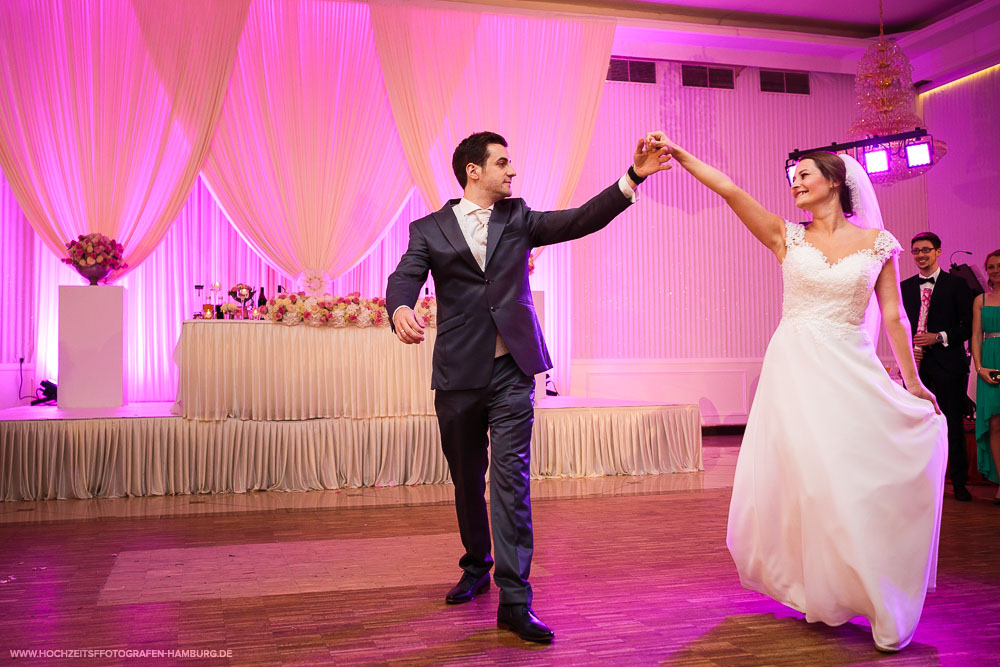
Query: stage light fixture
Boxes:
[
  {"xmin": 864, "ymin": 149, "xmax": 890, "ymax": 174},
  {"xmin": 31, "ymin": 379, "xmax": 57, "ymax": 406},
  {"xmin": 905, "ymin": 141, "xmax": 932, "ymax": 167},
  {"xmin": 785, "ymin": 128, "xmax": 943, "ymax": 186}
]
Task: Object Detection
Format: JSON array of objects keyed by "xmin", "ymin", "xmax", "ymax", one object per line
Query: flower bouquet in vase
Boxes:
[
  {"xmin": 61, "ymin": 233, "xmax": 128, "ymax": 285},
  {"xmin": 228, "ymin": 283, "xmax": 255, "ymax": 319}
]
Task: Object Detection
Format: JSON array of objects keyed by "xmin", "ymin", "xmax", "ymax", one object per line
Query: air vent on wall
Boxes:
[
  {"xmin": 760, "ymin": 69, "xmax": 810, "ymax": 95},
  {"xmin": 607, "ymin": 58, "xmax": 656, "ymax": 84},
  {"xmin": 680, "ymin": 64, "xmax": 735, "ymax": 89}
]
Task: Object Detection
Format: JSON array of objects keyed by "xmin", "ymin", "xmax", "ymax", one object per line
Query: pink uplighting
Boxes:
[{"xmin": 0, "ymin": 0, "xmax": 999, "ymax": 663}]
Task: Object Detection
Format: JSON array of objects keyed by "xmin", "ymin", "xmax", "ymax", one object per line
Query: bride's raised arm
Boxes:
[{"xmin": 649, "ymin": 132, "xmax": 786, "ymax": 259}]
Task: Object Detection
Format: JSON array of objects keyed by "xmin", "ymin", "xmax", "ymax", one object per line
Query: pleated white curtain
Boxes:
[
  {"xmin": 0, "ymin": 170, "xmax": 35, "ymax": 365},
  {"xmin": 369, "ymin": 1, "xmax": 616, "ymax": 389},
  {"xmin": 23, "ymin": 170, "xmax": 423, "ymax": 402},
  {"xmin": 200, "ymin": 0, "xmax": 413, "ymax": 290},
  {"xmin": 0, "ymin": 0, "xmax": 249, "ymax": 278}
]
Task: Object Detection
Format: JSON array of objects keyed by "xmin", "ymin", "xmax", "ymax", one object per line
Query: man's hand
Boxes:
[
  {"xmin": 913, "ymin": 346, "xmax": 924, "ymax": 362},
  {"xmin": 393, "ymin": 306, "xmax": 426, "ymax": 344},
  {"xmin": 913, "ymin": 332, "xmax": 939, "ymax": 347},
  {"xmin": 632, "ymin": 132, "xmax": 673, "ymax": 178}
]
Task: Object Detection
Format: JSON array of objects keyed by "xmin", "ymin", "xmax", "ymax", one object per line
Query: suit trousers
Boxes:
[
  {"xmin": 919, "ymin": 363, "xmax": 969, "ymax": 486},
  {"xmin": 434, "ymin": 354, "xmax": 535, "ymax": 606}
]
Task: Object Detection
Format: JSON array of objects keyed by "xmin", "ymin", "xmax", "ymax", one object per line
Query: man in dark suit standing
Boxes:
[
  {"xmin": 386, "ymin": 131, "xmax": 670, "ymax": 642},
  {"xmin": 901, "ymin": 232, "xmax": 974, "ymax": 502}
]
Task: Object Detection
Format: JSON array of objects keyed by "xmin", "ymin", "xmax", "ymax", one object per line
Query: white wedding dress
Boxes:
[{"xmin": 727, "ymin": 222, "xmax": 947, "ymax": 651}]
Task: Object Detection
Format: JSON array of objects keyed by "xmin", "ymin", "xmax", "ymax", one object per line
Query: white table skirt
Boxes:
[
  {"xmin": 173, "ymin": 320, "xmax": 436, "ymax": 421},
  {"xmin": 0, "ymin": 402, "xmax": 701, "ymax": 500}
]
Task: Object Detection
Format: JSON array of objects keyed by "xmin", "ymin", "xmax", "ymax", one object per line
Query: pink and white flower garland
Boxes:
[{"xmin": 259, "ymin": 291, "xmax": 437, "ymax": 328}]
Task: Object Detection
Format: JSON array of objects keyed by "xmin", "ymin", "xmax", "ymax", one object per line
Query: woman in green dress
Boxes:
[{"xmin": 972, "ymin": 248, "xmax": 1000, "ymax": 504}]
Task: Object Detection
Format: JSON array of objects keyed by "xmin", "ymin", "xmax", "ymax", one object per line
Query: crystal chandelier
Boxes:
[{"xmin": 846, "ymin": 0, "xmax": 946, "ymax": 184}]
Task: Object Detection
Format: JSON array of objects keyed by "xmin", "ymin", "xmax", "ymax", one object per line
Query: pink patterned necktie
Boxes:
[{"xmin": 916, "ymin": 285, "xmax": 932, "ymax": 335}]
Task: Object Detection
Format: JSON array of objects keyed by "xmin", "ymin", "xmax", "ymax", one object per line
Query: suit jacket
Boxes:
[
  {"xmin": 386, "ymin": 181, "xmax": 632, "ymax": 391},
  {"xmin": 901, "ymin": 269, "xmax": 973, "ymax": 376}
]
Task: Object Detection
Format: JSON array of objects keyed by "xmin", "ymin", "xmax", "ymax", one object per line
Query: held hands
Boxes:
[
  {"xmin": 393, "ymin": 306, "xmax": 426, "ymax": 345},
  {"xmin": 644, "ymin": 131, "xmax": 681, "ymax": 155},
  {"xmin": 632, "ymin": 130, "xmax": 673, "ymax": 178}
]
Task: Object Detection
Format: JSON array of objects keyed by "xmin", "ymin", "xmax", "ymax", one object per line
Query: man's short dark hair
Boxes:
[
  {"xmin": 452, "ymin": 131, "xmax": 507, "ymax": 189},
  {"xmin": 911, "ymin": 232, "xmax": 942, "ymax": 249}
]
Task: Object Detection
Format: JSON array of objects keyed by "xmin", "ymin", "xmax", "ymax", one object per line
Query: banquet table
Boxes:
[{"xmin": 173, "ymin": 320, "xmax": 435, "ymax": 421}]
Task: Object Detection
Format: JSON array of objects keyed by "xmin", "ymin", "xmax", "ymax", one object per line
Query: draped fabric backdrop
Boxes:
[
  {"xmin": 0, "ymin": 0, "xmax": 249, "ymax": 278},
  {"xmin": 370, "ymin": 0, "xmax": 616, "ymax": 390},
  {"xmin": 28, "ymin": 177, "xmax": 425, "ymax": 400},
  {"xmin": 0, "ymin": 174, "xmax": 34, "ymax": 364},
  {"xmin": 201, "ymin": 0, "xmax": 413, "ymax": 290}
]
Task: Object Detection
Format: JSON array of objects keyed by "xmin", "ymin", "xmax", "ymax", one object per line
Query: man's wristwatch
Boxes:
[
  {"xmin": 935, "ymin": 333, "xmax": 943, "ymax": 343},
  {"xmin": 627, "ymin": 165, "xmax": 646, "ymax": 185}
]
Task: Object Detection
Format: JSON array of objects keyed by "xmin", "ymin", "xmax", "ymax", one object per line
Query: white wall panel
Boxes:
[
  {"xmin": 570, "ymin": 62, "xmax": 930, "ymax": 367},
  {"xmin": 920, "ymin": 65, "xmax": 1000, "ymax": 273}
]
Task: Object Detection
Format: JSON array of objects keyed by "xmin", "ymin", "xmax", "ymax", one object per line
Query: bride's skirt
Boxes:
[{"xmin": 727, "ymin": 320, "xmax": 947, "ymax": 651}]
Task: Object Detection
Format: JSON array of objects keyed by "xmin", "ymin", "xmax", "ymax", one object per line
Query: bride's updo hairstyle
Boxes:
[{"xmin": 798, "ymin": 151, "xmax": 854, "ymax": 217}]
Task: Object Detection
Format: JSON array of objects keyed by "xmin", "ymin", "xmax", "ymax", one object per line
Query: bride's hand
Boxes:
[{"xmin": 908, "ymin": 384, "xmax": 941, "ymax": 414}]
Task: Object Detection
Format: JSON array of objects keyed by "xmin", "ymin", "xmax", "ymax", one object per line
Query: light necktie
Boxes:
[
  {"xmin": 470, "ymin": 208, "xmax": 490, "ymax": 269},
  {"xmin": 468, "ymin": 207, "xmax": 508, "ymax": 357}
]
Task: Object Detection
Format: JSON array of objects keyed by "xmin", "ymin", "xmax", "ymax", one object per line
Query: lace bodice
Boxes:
[{"xmin": 781, "ymin": 222, "xmax": 902, "ymax": 334}]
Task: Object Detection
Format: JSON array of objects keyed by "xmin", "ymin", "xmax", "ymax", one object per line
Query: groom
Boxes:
[{"xmin": 386, "ymin": 130, "xmax": 670, "ymax": 642}]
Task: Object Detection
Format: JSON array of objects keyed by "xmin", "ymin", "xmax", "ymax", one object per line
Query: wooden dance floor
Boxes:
[{"xmin": 1, "ymin": 438, "xmax": 997, "ymax": 665}]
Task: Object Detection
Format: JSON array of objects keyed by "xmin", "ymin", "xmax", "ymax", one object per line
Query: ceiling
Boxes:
[{"xmin": 480, "ymin": 0, "xmax": 987, "ymax": 37}]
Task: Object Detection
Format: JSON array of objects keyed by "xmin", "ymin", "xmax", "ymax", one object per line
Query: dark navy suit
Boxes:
[{"xmin": 386, "ymin": 181, "xmax": 632, "ymax": 604}]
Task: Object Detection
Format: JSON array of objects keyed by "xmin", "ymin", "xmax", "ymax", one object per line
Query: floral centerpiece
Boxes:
[
  {"xmin": 61, "ymin": 233, "xmax": 128, "ymax": 285},
  {"xmin": 228, "ymin": 283, "xmax": 254, "ymax": 302},
  {"xmin": 258, "ymin": 291, "xmax": 432, "ymax": 329},
  {"xmin": 228, "ymin": 283, "xmax": 255, "ymax": 318}
]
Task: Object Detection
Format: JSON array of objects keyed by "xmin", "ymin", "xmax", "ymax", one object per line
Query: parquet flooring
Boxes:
[{"xmin": 1, "ymin": 440, "xmax": 998, "ymax": 666}]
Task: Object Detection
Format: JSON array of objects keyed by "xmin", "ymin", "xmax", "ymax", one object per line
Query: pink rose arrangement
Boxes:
[
  {"xmin": 228, "ymin": 283, "xmax": 254, "ymax": 302},
  {"xmin": 258, "ymin": 291, "xmax": 409, "ymax": 328},
  {"xmin": 415, "ymin": 295, "xmax": 437, "ymax": 327},
  {"xmin": 61, "ymin": 233, "xmax": 128, "ymax": 271}
]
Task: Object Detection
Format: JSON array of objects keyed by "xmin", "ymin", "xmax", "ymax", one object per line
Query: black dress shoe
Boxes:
[
  {"xmin": 497, "ymin": 604, "xmax": 554, "ymax": 643},
  {"xmin": 445, "ymin": 572, "xmax": 490, "ymax": 604},
  {"xmin": 954, "ymin": 485, "xmax": 972, "ymax": 502}
]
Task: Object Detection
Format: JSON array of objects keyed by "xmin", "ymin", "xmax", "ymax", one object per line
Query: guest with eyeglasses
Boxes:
[
  {"xmin": 902, "ymin": 232, "xmax": 975, "ymax": 502},
  {"xmin": 971, "ymin": 249, "xmax": 1000, "ymax": 504}
]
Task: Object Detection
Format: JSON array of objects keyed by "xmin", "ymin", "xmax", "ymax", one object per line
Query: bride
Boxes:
[{"xmin": 653, "ymin": 133, "xmax": 947, "ymax": 651}]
